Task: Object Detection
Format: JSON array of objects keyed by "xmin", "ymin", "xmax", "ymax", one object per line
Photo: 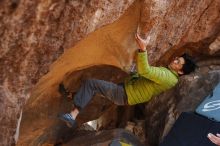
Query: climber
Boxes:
[{"xmin": 58, "ymin": 33, "xmax": 196, "ymax": 128}]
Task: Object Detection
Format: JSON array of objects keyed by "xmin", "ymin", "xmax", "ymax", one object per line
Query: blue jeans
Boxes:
[{"xmin": 73, "ymin": 79, "xmax": 128, "ymax": 110}]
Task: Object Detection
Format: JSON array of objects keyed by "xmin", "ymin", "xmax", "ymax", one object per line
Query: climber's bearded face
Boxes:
[{"xmin": 168, "ymin": 57, "xmax": 185, "ymax": 75}]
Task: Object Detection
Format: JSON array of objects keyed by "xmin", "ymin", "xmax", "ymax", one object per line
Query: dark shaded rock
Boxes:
[{"xmin": 63, "ymin": 129, "xmax": 144, "ymax": 146}]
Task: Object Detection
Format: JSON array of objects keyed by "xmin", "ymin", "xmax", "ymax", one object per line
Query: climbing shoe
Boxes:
[
  {"xmin": 59, "ymin": 83, "xmax": 70, "ymax": 99},
  {"xmin": 59, "ymin": 113, "xmax": 77, "ymax": 128}
]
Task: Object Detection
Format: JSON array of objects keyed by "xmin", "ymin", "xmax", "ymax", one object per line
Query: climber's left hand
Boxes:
[{"xmin": 208, "ymin": 133, "xmax": 220, "ymax": 146}]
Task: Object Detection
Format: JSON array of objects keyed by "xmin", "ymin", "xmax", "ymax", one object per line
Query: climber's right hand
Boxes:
[{"xmin": 135, "ymin": 33, "xmax": 146, "ymax": 51}]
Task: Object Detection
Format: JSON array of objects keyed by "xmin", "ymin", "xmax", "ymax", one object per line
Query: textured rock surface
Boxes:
[
  {"xmin": 0, "ymin": 0, "xmax": 220, "ymax": 145},
  {"xmin": 0, "ymin": 0, "xmax": 135, "ymax": 145},
  {"xmin": 140, "ymin": 0, "xmax": 220, "ymax": 63},
  {"xmin": 17, "ymin": 2, "xmax": 140, "ymax": 144}
]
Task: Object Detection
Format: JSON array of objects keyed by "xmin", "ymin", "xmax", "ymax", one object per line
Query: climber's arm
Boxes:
[
  {"xmin": 135, "ymin": 33, "xmax": 178, "ymax": 85},
  {"xmin": 137, "ymin": 51, "xmax": 177, "ymax": 85}
]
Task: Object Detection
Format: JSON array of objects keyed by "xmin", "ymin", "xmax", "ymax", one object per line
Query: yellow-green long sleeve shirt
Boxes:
[{"xmin": 124, "ymin": 51, "xmax": 179, "ymax": 105}]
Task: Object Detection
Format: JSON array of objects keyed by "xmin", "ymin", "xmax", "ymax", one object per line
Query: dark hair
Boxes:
[{"xmin": 181, "ymin": 53, "xmax": 196, "ymax": 75}]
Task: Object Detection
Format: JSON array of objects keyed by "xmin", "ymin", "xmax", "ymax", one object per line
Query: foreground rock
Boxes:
[{"xmin": 63, "ymin": 129, "xmax": 144, "ymax": 146}]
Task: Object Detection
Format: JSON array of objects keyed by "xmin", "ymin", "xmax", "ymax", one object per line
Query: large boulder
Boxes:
[
  {"xmin": 0, "ymin": 0, "xmax": 220, "ymax": 145},
  {"xmin": 17, "ymin": 1, "xmax": 140, "ymax": 145},
  {"xmin": 0, "ymin": 0, "xmax": 135, "ymax": 145}
]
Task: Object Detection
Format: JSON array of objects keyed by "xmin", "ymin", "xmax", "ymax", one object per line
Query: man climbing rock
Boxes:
[{"xmin": 58, "ymin": 33, "xmax": 196, "ymax": 128}]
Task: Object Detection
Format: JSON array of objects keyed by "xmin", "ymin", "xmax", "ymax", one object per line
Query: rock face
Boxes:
[
  {"xmin": 140, "ymin": 0, "xmax": 220, "ymax": 63},
  {"xmin": 0, "ymin": 0, "xmax": 220, "ymax": 146},
  {"xmin": 0, "ymin": 0, "xmax": 135, "ymax": 145},
  {"xmin": 17, "ymin": 2, "xmax": 140, "ymax": 145}
]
